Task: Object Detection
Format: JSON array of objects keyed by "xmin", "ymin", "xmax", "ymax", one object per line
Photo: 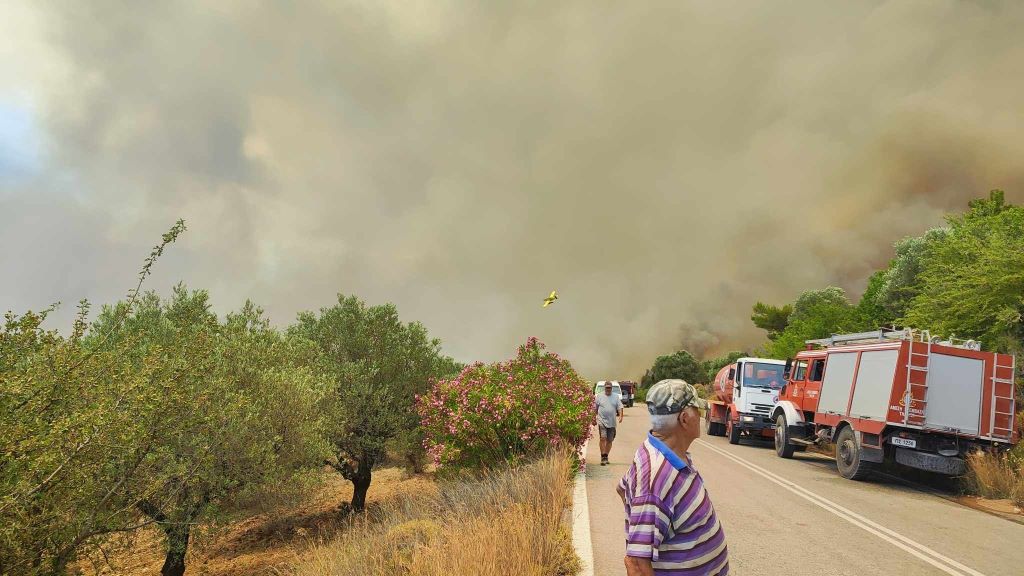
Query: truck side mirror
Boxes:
[
  {"xmin": 783, "ymin": 358, "xmax": 793, "ymax": 380},
  {"xmin": 727, "ymin": 367, "xmax": 735, "ymax": 380}
]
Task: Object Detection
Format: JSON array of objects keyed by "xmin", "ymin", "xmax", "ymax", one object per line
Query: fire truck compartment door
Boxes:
[
  {"xmin": 819, "ymin": 352, "xmax": 858, "ymax": 415},
  {"xmin": 924, "ymin": 353, "xmax": 983, "ymax": 435},
  {"xmin": 849, "ymin": 349, "xmax": 899, "ymax": 420}
]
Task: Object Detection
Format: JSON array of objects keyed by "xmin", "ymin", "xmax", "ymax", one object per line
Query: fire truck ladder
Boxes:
[
  {"xmin": 903, "ymin": 329, "xmax": 931, "ymax": 426},
  {"xmin": 989, "ymin": 354, "xmax": 1016, "ymax": 440}
]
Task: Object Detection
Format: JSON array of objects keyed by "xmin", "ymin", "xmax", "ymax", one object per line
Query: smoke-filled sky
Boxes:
[{"xmin": 2, "ymin": 1, "xmax": 1023, "ymax": 378}]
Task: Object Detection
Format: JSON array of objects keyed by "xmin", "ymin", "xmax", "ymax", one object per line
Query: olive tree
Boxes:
[
  {"xmin": 0, "ymin": 306, "xmax": 166, "ymax": 575},
  {"xmin": 88, "ymin": 288, "xmax": 327, "ymax": 576},
  {"xmin": 290, "ymin": 295, "xmax": 456, "ymax": 511},
  {"xmin": 0, "ymin": 222, "xmax": 187, "ymax": 575}
]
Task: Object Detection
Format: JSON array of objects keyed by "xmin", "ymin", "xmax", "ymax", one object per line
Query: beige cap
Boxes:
[{"xmin": 646, "ymin": 379, "xmax": 708, "ymax": 414}]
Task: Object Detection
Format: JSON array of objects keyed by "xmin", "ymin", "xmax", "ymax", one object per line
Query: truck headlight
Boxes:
[{"xmin": 741, "ymin": 416, "xmax": 754, "ymax": 423}]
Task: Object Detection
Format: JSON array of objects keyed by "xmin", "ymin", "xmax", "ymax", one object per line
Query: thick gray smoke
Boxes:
[{"xmin": 2, "ymin": 1, "xmax": 1023, "ymax": 378}]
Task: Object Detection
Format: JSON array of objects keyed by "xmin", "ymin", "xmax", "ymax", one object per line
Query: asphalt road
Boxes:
[{"xmin": 584, "ymin": 406, "xmax": 1024, "ymax": 576}]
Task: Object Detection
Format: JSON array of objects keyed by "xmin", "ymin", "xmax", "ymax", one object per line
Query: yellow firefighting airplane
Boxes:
[{"xmin": 542, "ymin": 290, "xmax": 558, "ymax": 308}]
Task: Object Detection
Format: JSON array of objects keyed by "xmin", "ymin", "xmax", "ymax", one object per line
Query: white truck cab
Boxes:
[
  {"xmin": 731, "ymin": 358, "xmax": 786, "ymax": 421},
  {"xmin": 707, "ymin": 357, "xmax": 786, "ymax": 444}
]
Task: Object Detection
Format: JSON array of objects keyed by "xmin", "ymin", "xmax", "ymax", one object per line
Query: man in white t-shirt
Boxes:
[{"xmin": 595, "ymin": 381, "xmax": 624, "ymax": 465}]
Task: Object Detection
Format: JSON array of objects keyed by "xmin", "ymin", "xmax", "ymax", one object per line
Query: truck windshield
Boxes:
[{"xmin": 742, "ymin": 363, "xmax": 785, "ymax": 389}]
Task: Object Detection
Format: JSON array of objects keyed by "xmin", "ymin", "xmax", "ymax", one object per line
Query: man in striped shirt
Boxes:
[{"xmin": 617, "ymin": 379, "xmax": 729, "ymax": 576}]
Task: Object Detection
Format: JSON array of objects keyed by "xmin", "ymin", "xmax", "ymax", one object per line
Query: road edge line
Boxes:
[{"xmin": 571, "ymin": 438, "xmax": 595, "ymax": 576}]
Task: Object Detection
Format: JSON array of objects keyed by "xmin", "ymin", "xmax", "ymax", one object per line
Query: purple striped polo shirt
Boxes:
[{"xmin": 618, "ymin": 433, "xmax": 729, "ymax": 575}]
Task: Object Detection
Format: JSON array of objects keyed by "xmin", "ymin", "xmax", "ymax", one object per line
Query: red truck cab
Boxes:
[{"xmin": 778, "ymin": 351, "xmax": 826, "ymax": 413}]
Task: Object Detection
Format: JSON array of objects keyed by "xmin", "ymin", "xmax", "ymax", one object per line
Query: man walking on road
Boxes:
[
  {"xmin": 596, "ymin": 381, "xmax": 624, "ymax": 465},
  {"xmin": 617, "ymin": 379, "xmax": 729, "ymax": 575}
]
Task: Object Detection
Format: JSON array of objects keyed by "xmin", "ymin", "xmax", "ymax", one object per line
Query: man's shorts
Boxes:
[{"xmin": 598, "ymin": 424, "xmax": 617, "ymax": 442}]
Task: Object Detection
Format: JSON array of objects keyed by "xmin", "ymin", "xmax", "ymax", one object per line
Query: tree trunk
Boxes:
[
  {"xmin": 350, "ymin": 462, "xmax": 372, "ymax": 512},
  {"xmin": 407, "ymin": 450, "xmax": 426, "ymax": 474},
  {"xmin": 51, "ymin": 546, "xmax": 77, "ymax": 576},
  {"xmin": 160, "ymin": 524, "xmax": 190, "ymax": 576},
  {"xmin": 136, "ymin": 499, "xmax": 195, "ymax": 576}
]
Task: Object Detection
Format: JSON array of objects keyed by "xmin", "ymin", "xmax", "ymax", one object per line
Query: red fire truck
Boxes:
[{"xmin": 771, "ymin": 329, "xmax": 1017, "ymax": 479}]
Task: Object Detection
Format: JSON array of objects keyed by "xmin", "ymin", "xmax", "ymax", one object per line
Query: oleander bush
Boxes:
[{"xmin": 417, "ymin": 337, "xmax": 593, "ymax": 470}]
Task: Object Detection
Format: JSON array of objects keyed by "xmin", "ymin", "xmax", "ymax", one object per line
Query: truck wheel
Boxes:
[
  {"xmin": 774, "ymin": 414, "xmax": 795, "ymax": 459},
  {"xmin": 835, "ymin": 426, "xmax": 873, "ymax": 480},
  {"xmin": 727, "ymin": 420, "xmax": 741, "ymax": 445},
  {"xmin": 704, "ymin": 418, "xmax": 720, "ymax": 437}
]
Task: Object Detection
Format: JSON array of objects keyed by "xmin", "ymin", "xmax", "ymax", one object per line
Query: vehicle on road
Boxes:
[
  {"xmin": 771, "ymin": 328, "xmax": 1018, "ymax": 480},
  {"xmin": 619, "ymin": 381, "xmax": 636, "ymax": 407},
  {"xmin": 594, "ymin": 380, "xmax": 634, "ymax": 407},
  {"xmin": 706, "ymin": 358, "xmax": 786, "ymax": 445}
]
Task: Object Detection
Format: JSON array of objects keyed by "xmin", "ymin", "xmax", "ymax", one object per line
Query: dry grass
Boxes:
[
  {"xmin": 73, "ymin": 468, "xmax": 435, "ymax": 576},
  {"xmin": 964, "ymin": 448, "xmax": 1024, "ymax": 507},
  {"xmin": 72, "ymin": 453, "xmax": 578, "ymax": 576},
  {"xmin": 289, "ymin": 450, "xmax": 579, "ymax": 576}
]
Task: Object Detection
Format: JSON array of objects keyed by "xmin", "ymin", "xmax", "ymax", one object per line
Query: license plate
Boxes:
[{"xmin": 891, "ymin": 437, "xmax": 917, "ymax": 448}]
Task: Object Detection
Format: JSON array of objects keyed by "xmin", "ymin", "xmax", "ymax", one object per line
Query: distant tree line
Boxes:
[
  {"xmin": 0, "ymin": 222, "xmax": 462, "ymax": 576},
  {"xmin": 750, "ymin": 190, "xmax": 1024, "ymax": 375},
  {"xmin": 639, "ymin": 190, "xmax": 1024, "ymax": 396},
  {"xmin": 639, "ymin": 350, "xmax": 748, "ymax": 391}
]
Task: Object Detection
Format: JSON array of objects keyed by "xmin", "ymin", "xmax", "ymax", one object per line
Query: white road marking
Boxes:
[
  {"xmin": 572, "ymin": 438, "xmax": 594, "ymax": 576},
  {"xmin": 696, "ymin": 439, "xmax": 987, "ymax": 576}
]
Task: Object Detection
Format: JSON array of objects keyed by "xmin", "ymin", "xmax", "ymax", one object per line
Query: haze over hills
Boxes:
[{"xmin": 2, "ymin": 1, "xmax": 1024, "ymax": 377}]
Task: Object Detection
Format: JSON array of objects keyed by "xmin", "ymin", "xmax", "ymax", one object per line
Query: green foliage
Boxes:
[
  {"xmin": 0, "ymin": 221, "xmax": 331, "ymax": 576},
  {"xmin": 86, "ymin": 287, "xmax": 328, "ymax": 575},
  {"xmin": 0, "ymin": 222, "xmax": 189, "ymax": 575},
  {"xmin": 0, "ymin": 306, "xmax": 157, "ymax": 574},
  {"xmin": 2, "ymin": 219, "xmax": 471, "ymax": 574},
  {"xmin": 751, "ymin": 302, "xmax": 791, "ymax": 340},
  {"xmin": 640, "ymin": 350, "xmax": 706, "ymax": 387},
  {"xmin": 751, "ymin": 190, "xmax": 1024, "ymax": 382},
  {"xmin": 417, "ymin": 337, "xmax": 593, "ymax": 470},
  {"xmin": 763, "ymin": 287, "xmax": 865, "ymax": 359},
  {"xmin": 0, "ymin": 220, "xmax": 192, "ymax": 573},
  {"xmin": 873, "ymin": 228, "xmax": 949, "ymax": 320},
  {"xmin": 854, "ymin": 270, "xmax": 894, "ymax": 329},
  {"xmin": 788, "ymin": 287, "xmax": 851, "ymax": 324},
  {"xmin": 904, "ymin": 190, "xmax": 1024, "ymax": 354},
  {"xmin": 290, "ymin": 295, "xmax": 456, "ymax": 510}
]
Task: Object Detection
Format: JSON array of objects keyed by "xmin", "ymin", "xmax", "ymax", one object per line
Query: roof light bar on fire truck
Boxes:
[{"xmin": 805, "ymin": 328, "xmax": 981, "ymax": 351}]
